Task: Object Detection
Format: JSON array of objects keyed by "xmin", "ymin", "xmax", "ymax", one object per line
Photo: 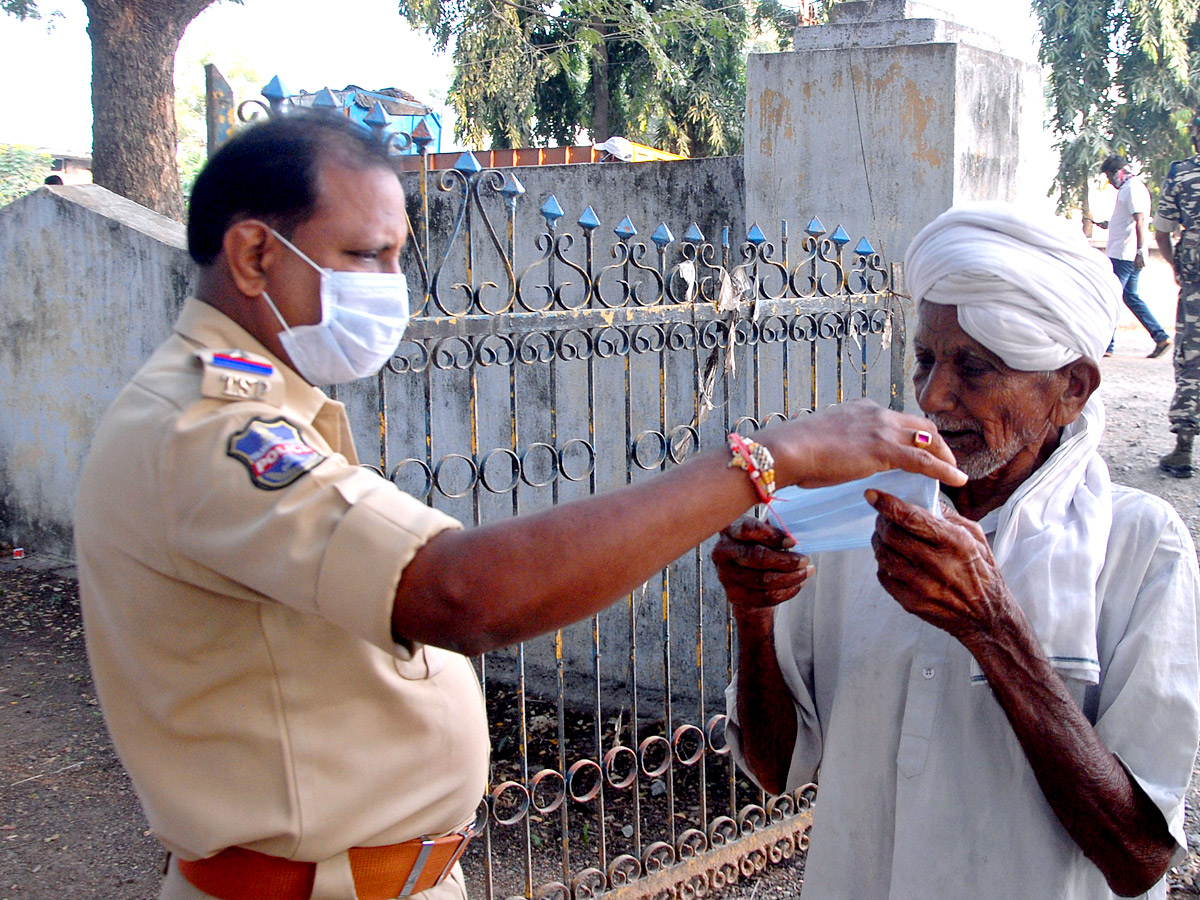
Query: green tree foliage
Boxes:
[
  {"xmin": 399, "ymin": 0, "xmax": 797, "ymax": 156},
  {"xmin": 0, "ymin": 144, "xmax": 53, "ymax": 207},
  {"xmin": 1033, "ymin": 0, "xmax": 1200, "ymax": 215}
]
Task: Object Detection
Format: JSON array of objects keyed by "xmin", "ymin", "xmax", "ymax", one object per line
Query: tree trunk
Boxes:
[
  {"xmin": 84, "ymin": 0, "xmax": 216, "ymax": 221},
  {"xmin": 590, "ymin": 22, "xmax": 611, "ymax": 141}
]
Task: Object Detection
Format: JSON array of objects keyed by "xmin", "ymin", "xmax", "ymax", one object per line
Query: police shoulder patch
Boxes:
[
  {"xmin": 197, "ymin": 349, "xmax": 284, "ymax": 407},
  {"xmin": 227, "ymin": 417, "xmax": 325, "ymax": 490}
]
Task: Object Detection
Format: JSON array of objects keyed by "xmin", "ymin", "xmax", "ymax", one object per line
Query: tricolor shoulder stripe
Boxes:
[{"xmin": 212, "ymin": 354, "xmax": 274, "ymax": 377}]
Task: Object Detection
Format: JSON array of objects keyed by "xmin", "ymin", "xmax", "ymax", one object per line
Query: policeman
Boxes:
[
  {"xmin": 74, "ymin": 111, "xmax": 964, "ymax": 900},
  {"xmin": 1155, "ymin": 113, "xmax": 1200, "ymax": 477}
]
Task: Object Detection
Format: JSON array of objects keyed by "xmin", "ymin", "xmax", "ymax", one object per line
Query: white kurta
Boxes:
[{"xmin": 726, "ymin": 484, "xmax": 1200, "ymax": 900}]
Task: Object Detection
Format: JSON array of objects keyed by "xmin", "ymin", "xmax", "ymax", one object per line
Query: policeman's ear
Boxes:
[
  {"xmin": 223, "ymin": 219, "xmax": 285, "ymax": 299},
  {"xmin": 1049, "ymin": 357, "xmax": 1101, "ymax": 427}
]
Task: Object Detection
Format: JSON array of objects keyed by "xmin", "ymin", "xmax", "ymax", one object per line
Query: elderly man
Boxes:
[
  {"xmin": 716, "ymin": 203, "xmax": 1200, "ymax": 900},
  {"xmin": 73, "ymin": 111, "xmax": 963, "ymax": 900}
]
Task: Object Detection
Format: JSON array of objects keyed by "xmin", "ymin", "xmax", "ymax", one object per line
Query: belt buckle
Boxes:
[{"xmin": 397, "ymin": 812, "xmax": 482, "ymax": 898}]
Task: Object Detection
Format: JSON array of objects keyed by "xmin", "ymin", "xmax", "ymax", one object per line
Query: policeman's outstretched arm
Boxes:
[{"xmin": 392, "ymin": 399, "xmax": 963, "ymax": 657}]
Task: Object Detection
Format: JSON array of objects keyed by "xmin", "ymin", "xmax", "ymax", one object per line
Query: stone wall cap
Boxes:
[
  {"xmin": 792, "ymin": 18, "xmax": 1003, "ymax": 54},
  {"xmin": 5, "ymin": 183, "xmax": 188, "ymax": 250},
  {"xmin": 828, "ymin": 0, "xmax": 955, "ymax": 25}
]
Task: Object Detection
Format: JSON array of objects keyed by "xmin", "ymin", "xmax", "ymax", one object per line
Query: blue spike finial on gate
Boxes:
[
  {"xmin": 262, "ymin": 75, "xmax": 289, "ymax": 104},
  {"xmin": 805, "ymin": 217, "xmax": 825, "ymax": 237},
  {"xmin": 312, "ymin": 88, "xmax": 340, "ymax": 109},
  {"xmin": 454, "ymin": 152, "xmax": 483, "ymax": 174},
  {"xmin": 541, "ymin": 196, "xmax": 565, "ymax": 227},
  {"xmin": 651, "ymin": 223, "xmax": 674, "ymax": 249},
  {"xmin": 747, "ymin": 223, "xmax": 767, "ymax": 246},
  {"xmin": 854, "ymin": 237, "xmax": 876, "ymax": 256},
  {"xmin": 411, "ymin": 120, "xmax": 433, "ymax": 150},
  {"xmin": 499, "ymin": 172, "xmax": 526, "ymax": 200},
  {"xmin": 614, "ymin": 217, "xmax": 637, "ymax": 241},
  {"xmin": 578, "ymin": 206, "xmax": 601, "ymax": 231},
  {"xmin": 683, "ymin": 223, "xmax": 705, "ymax": 243},
  {"xmin": 830, "ymin": 226, "xmax": 850, "ymax": 246},
  {"xmin": 364, "ymin": 101, "xmax": 390, "ymax": 129}
]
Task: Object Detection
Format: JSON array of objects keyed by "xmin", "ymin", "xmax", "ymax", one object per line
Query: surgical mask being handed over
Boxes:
[
  {"xmin": 261, "ymin": 228, "xmax": 410, "ymax": 385},
  {"xmin": 771, "ymin": 469, "xmax": 942, "ymax": 554}
]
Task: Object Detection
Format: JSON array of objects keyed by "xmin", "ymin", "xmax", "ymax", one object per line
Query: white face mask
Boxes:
[
  {"xmin": 261, "ymin": 228, "xmax": 410, "ymax": 386},
  {"xmin": 771, "ymin": 469, "xmax": 941, "ymax": 554}
]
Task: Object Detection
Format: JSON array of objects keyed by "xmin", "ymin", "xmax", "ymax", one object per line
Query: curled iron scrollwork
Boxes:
[
  {"xmin": 766, "ymin": 793, "xmax": 795, "ymax": 822},
  {"xmin": 608, "ymin": 854, "xmax": 642, "ymax": 887},
  {"xmin": 386, "ymin": 339, "xmax": 430, "ymax": 375},
  {"xmin": 529, "ymin": 768, "xmax": 566, "ymax": 815},
  {"xmin": 389, "ymin": 458, "xmax": 433, "ymax": 500},
  {"xmin": 642, "ymin": 841, "xmax": 677, "ymax": 875},
  {"xmin": 572, "ymin": 868, "xmax": 608, "ymax": 900},
  {"xmin": 490, "ymin": 780, "xmax": 530, "ymax": 826},
  {"xmin": 705, "ymin": 715, "xmax": 731, "ymax": 756},
  {"xmin": 768, "ymin": 833, "xmax": 796, "ymax": 865},
  {"xmin": 737, "ymin": 804, "xmax": 768, "ymax": 835},
  {"xmin": 708, "ymin": 816, "xmax": 738, "ymax": 848},
  {"xmin": 676, "ymin": 828, "xmax": 708, "ymax": 860},
  {"xmin": 795, "ymin": 782, "xmax": 818, "ymax": 811},
  {"xmin": 680, "ymin": 872, "xmax": 711, "ymax": 900}
]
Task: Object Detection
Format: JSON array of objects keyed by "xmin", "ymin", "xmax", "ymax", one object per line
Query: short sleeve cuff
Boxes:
[
  {"xmin": 1154, "ymin": 213, "xmax": 1181, "ymax": 234},
  {"xmin": 315, "ymin": 481, "xmax": 461, "ymax": 654},
  {"xmin": 1115, "ymin": 750, "xmax": 1190, "ymax": 866}
]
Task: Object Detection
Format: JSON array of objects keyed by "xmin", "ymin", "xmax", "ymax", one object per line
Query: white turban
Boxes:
[{"xmin": 904, "ymin": 201, "xmax": 1120, "ymax": 371}]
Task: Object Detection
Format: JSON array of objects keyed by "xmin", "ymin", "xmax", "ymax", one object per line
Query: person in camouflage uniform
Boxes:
[{"xmin": 1154, "ymin": 114, "xmax": 1200, "ymax": 477}]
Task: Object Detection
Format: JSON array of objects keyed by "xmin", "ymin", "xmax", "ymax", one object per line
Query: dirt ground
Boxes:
[{"xmin": 3, "ymin": 255, "xmax": 1199, "ymax": 898}]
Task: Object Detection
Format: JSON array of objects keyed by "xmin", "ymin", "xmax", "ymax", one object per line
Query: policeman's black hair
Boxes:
[
  {"xmin": 187, "ymin": 110, "xmax": 395, "ymax": 266},
  {"xmin": 1100, "ymin": 154, "xmax": 1128, "ymax": 176}
]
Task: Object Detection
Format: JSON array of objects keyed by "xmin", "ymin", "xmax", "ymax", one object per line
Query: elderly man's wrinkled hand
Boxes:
[
  {"xmin": 866, "ymin": 490, "xmax": 1016, "ymax": 646},
  {"xmin": 712, "ymin": 516, "xmax": 811, "ymax": 616}
]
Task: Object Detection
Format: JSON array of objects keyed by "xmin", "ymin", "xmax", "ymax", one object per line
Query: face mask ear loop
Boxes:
[
  {"xmin": 260, "ymin": 290, "xmax": 295, "ymax": 337},
  {"xmin": 265, "ymin": 226, "xmax": 332, "ymax": 327},
  {"xmin": 268, "ymin": 228, "xmax": 325, "ymax": 272}
]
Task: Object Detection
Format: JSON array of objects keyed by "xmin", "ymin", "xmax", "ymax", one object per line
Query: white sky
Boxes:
[
  {"xmin": 0, "ymin": 0, "xmax": 1038, "ymax": 155},
  {"xmin": 0, "ymin": 0, "xmax": 457, "ymax": 152}
]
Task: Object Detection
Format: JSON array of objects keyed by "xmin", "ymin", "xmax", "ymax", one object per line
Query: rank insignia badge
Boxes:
[{"xmin": 227, "ymin": 417, "xmax": 325, "ymax": 490}]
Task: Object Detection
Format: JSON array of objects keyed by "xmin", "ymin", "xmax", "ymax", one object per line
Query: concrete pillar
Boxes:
[{"xmin": 744, "ymin": 0, "xmax": 1049, "ymax": 269}]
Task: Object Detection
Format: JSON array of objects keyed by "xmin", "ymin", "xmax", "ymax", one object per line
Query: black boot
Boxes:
[{"xmin": 1160, "ymin": 434, "xmax": 1194, "ymax": 478}]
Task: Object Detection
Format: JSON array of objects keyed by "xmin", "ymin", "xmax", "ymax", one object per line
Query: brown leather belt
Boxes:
[{"xmin": 177, "ymin": 822, "xmax": 476, "ymax": 900}]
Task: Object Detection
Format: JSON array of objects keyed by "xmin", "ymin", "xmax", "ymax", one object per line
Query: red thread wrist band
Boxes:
[{"xmin": 727, "ymin": 433, "xmax": 777, "ymax": 503}]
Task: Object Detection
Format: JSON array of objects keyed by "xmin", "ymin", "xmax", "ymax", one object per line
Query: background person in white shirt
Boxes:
[{"xmin": 1092, "ymin": 154, "xmax": 1171, "ymax": 358}]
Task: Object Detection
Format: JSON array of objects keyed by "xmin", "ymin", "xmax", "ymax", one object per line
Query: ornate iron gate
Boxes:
[{"xmin": 334, "ymin": 147, "xmax": 903, "ymax": 900}]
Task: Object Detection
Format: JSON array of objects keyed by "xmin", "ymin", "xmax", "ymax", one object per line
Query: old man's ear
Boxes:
[{"xmin": 1049, "ymin": 357, "xmax": 1102, "ymax": 427}]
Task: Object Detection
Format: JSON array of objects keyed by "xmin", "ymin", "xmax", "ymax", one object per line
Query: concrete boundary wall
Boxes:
[{"xmin": 0, "ymin": 185, "xmax": 192, "ymax": 557}]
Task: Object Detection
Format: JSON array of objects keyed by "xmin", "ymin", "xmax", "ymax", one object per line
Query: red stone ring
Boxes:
[{"xmin": 913, "ymin": 430, "xmax": 933, "ymax": 449}]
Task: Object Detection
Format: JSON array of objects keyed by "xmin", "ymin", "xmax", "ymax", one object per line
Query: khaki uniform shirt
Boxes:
[{"xmin": 75, "ymin": 298, "xmax": 490, "ymax": 898}]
